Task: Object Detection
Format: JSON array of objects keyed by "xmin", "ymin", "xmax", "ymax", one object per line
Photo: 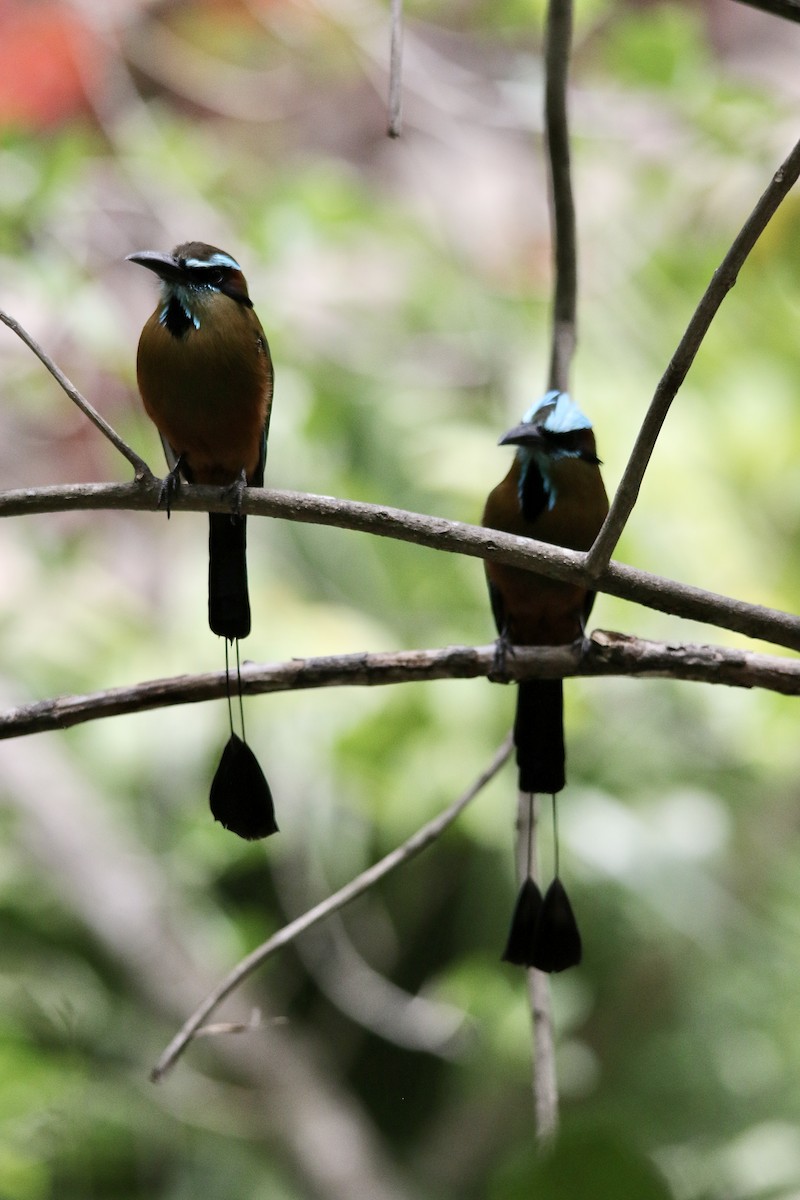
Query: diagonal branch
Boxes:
[
  {"xmin": 0, "ymin": 311, "xmax": 154, "ymax": 480},
  {"xmin": 732, "ymin": 0, "xmax": 800, "ymax": 20},
  {"xmin": 150, "ymin": 735, "xmax": 513, "ymax": 1082},
  {"xmin": 584, "ymin": 134, "xmax": 800, "ymax": 577},
  {"xmin": 1, "ymin": 481, "xmax": 799, "ymax": 649}
]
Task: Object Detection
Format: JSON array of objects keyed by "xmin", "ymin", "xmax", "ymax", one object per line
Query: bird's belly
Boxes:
[
  {"xmin": 147, "ymin": 391, "xmax": 262, "ymax": 484},
  {"xmin": 138, "ymin": 344, "xmax": 267, "ymax": 484},
  {"xmin": 487, "ymin": 562, "xmax": 588, "ymax": 645}
]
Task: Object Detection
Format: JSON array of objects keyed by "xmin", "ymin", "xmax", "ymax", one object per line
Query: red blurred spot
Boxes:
[{"xmin": 0, "ymin": 1, "xmax": 103, "ymax": 129}]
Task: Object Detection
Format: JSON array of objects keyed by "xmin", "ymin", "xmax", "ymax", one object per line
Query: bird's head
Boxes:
[
  {"xmin": 499, "ymin": 390, "xmax": 601, "ymax": 517},
  {"xmin": 127, "ymin": 242, "xmax": 252, "ymax": 336},
  {"xmin": 499, "ymin": 390, "xmax": 597, "ymax": 460}
]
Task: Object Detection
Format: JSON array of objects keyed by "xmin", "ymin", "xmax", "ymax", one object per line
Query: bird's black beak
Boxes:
[
  {"xmin": 126, "ymin": 251, "xmax": 185, "ymax": 283},
  {"xmin": 498, "ymin": 421, "xmax": 545, "ymax": 448}
]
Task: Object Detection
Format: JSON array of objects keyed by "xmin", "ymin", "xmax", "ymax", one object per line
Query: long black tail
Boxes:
[
  {"xmin": 514, "ymin": 680, "xmax": 565, "ymax": 794},
  {"xmin": 208, "ymin": 512, "xmax": 251, "ymax": 640}
]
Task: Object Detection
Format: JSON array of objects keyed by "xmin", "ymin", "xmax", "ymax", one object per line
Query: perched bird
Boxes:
[
  {"xmin": 482, "ymin": 393, "xmax": 606, "ymax": 974},
  {"xmin": 482, "ymin": 390, "xmax": 608, "ymax": 796},
  {"xmin": 127, "ymin": 241, "xmax": 274, "ymax": 641},
  {"xmin": 128, "ymin": 242, "xmax": 277, "ymax": 840},
  {"xmin": 483, "ymin": 391, "xmax": 608, "ymax": 971}
]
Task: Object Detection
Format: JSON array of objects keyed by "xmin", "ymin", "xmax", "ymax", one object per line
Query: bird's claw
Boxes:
[
  {"xmin": 158, "ymin": 461, "xmax": 183, "ymax": 518},
  {"xmin": 489, "ymin": 633, "xmax": 515, "ymax": 683},
  {"xmin": 224, "ymin": 469, "xmax": 248, "ymax": 518}
]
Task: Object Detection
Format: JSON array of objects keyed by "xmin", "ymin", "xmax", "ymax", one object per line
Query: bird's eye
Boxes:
[{"xmin": 208, "ymin": 269, "xmax": 225, "ymax": 285}]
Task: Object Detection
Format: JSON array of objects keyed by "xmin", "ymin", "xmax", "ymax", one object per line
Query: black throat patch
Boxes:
[
  {"xmin": 163, "ymin": 296, "xmax": 194, "ymax": 338},
  {"xmin": 519, "ymin": 458, "xmax": 549, "ymax": 522}
]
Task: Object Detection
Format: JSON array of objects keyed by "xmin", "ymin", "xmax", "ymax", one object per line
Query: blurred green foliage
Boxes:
[{"xmin": 1, "ymin": 0, "xmax": 800, "ymax": 1197}]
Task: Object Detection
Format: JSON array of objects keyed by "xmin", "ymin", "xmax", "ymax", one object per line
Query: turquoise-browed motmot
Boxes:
[
  {"xmin": 483, "ymin": 389, "xmax": 608, "ymax": 794},
  {"xmin": 127, "ymin": 241, "xmax": 273, "ymax": 641},
  {"xmin": 128, "ymin": 242, "xmax": 277, "ymax": 840},
  {"xmin": 483, "ymin": 390, "xmax": 608, "ymax": 969}
]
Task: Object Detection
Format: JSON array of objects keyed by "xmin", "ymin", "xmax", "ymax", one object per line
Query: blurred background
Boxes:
[{"xmin": 2, "ymin": 0, "xmax": 800, "ymax": 1196}]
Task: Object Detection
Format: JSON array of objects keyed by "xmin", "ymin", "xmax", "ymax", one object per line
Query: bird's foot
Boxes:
[
  {"xmin": 223, "ymin": 468, "xmax": 248, "ymax": 518},
  {"xmin": 489, "ymin": 632, "xmax": 515, "ymax": 683},
  {"xmin": 158, "ymin": 457, "xmax": 184, "ymax": 518}
]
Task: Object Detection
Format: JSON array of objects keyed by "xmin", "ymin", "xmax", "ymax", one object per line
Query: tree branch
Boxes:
[
  {"xmin": 585, "ymin": 134, "xmax": 800, "ymax": 576},
  {"xmin": 544, "ymin": 0, "xmax": 577, "ymax": 394},
  {"xmin": 151, "ymin": 736, "xmax": 513, "ymax": 1082},
  {"xmin": 0, "ymin": 311, "xmax": 154, "ymax": 480},
  {"xmin": 536, "ymin": 0, "xmax": 578, "ymax": 1136},
  {"xmin": 387, "ymin": 0, "xmax": 404, "ymax": 136},
  {"xmin": 513, "ymin": 789, "xmax": 560, "ymax": 1139},
  {"xmin": 4, "ymin": 633, "xmax": 798, "ymax": 741},
  {"xmin": 1, "ymin": 481, "xmax": 798, "ymax": 650},
  {"xmin": 732, "ymin": 0, "xmax": 800, "ymax": 21}
]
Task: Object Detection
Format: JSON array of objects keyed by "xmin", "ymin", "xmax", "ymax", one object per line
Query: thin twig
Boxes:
[
  {"xmin": 529, "ymin": 963, "xmax": 559, "ymax": 1139},
  {"xmin": 585, "ymin": 135, "xmax": 800, "ymax": 577},
  {"xmin": 1, "ymin": 482, "xmax": 799, "ymax": 649},
  {"xmin": 0, "ymin": 311, "xmax": 154, "ymax": 480},
  {"xmin": 544, "ymin": 0, "xmax": 577, "ymax": 393},
  {"xmin": 192, "ymin": 1009, "xmax": 277, "ymax": 1039},
  {"xmin": 387, "ymin": 0, "xmax": 404, "ymax": 137},
  {"xmin": 5, "ymin": 732, "xmax": 414, "ymax": 1200},
  {"xmin": 532, "ymin": 0, "xmax": 577, "ymax": 1139},
  {"xmin": 150, "ymin": 736, "xmax": 512, "ymax": 1082},
  {"xmin": 4, "ymin": 633, "xmax": 799, "ymax": 740},
  {"xmin": 513, "ymin": 791, "xmax": 559, "ymax": 1138}
]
